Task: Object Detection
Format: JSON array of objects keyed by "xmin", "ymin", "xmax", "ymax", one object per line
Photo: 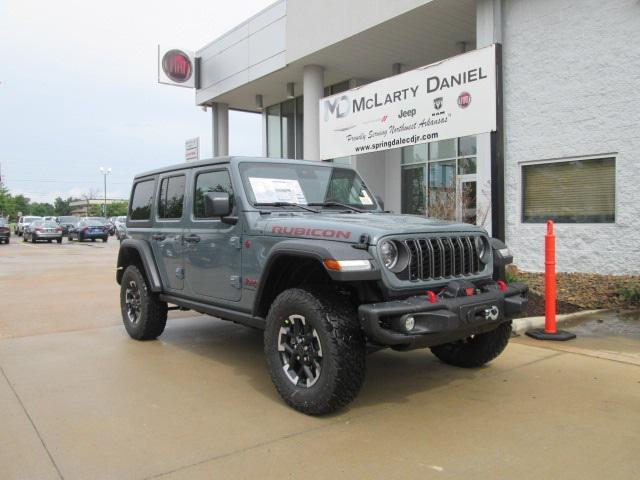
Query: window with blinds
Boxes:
[{"xmin": 522, "ymin": 157, "xmax": 615, "ymax": 223}]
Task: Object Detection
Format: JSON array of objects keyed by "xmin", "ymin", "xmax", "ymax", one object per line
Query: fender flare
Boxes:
[
  {"xmin": 116, "ymin": 238, "xmax": 163, "ymax": 292},
  {"xmin": 253, "ymin": 239, "xmax": 380, "ymax": 315}
]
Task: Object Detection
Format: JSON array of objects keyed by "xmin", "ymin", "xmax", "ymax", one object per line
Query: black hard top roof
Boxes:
[{"xmin": 133, "ymin": 156, "xmax": 339, "ymax": 180}]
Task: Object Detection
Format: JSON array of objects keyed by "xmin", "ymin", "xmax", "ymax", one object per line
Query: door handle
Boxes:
[
  {"xmin": 151, "ymin": 234, "xmax": 166, "ymax": 241},
  {"xmin": 183, "ymin": 234, "xmax": 201, "ymax": 243}
]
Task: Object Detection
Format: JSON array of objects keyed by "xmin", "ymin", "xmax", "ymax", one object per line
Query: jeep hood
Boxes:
[{"xmin": 252, "ymin": 212, "xmax": 484, "ymax": 244}]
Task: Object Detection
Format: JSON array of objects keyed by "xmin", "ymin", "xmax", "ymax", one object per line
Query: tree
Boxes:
[
  {"xmin": 0, "ymin": 183, "xmax": 16, "ymax": 220},
  {"xmin": 88, "ymin": 201, "xmax": 128, "ymax": 217},
  {"xmin": 12, "ymin": 195, "xmax": 30, "ymax": 218},
  {"xmin": 30, "ymin": 202, "xmax": 55, "ymax": 216},
  {"xmin": 53, "ymin": 197, "xmax": 73, "ymax": 216}
]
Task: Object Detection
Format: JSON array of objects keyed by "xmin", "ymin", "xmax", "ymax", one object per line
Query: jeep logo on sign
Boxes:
[{"xmin": 323, "ymin": 95, "xmax": 351, "ymax": 121}]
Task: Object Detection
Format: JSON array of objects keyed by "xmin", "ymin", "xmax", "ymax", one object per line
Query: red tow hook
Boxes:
[
  {"xmin": 425, "ymin": 290, "xmax": 437, "ymax": 303},
  {"xmin": 497, "ymin": 280, "xmax": 508, "ymax": 292}
]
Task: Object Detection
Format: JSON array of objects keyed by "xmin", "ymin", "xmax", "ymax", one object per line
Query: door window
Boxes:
[
  {"xmin": 194, "ymin": 170, "xmax": 234, "ymax": 218},
  {"xmin": 130, "ymin": 180, "xmax": 155, "ymax": 220},
  {"xmin": 157, "ymin": 175, "xmax": 186, "ymax": 219}
]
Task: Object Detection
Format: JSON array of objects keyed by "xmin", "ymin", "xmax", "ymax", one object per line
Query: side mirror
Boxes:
[
  {"xmin": 204, "ymin": 192, "xmax": 232, "ymax": 218},
  {"xmin": 375, "ymin": 195, "xmax": 385, "ymax": 210}
]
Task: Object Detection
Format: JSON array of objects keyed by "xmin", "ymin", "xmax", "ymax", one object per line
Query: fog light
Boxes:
[{"xmin": 404, "ymin": 316, "xmax": 415, "ymax": 332}]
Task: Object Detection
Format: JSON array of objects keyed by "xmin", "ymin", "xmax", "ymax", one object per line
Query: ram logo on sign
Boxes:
[
  {"xmin": 319, "ymin": 44, "xmax": 497, "ymax": 159},
  {"xmin": 158, "ymin": 45, "xmax": 196, "ymax": 88}
]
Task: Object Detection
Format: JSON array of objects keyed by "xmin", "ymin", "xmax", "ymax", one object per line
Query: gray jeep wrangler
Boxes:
[{"xmin": 117, "ymin": 157, "xmax": 527, "ymax": 415}]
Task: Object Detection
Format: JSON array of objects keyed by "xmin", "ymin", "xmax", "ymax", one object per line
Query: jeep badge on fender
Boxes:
[{"xmin": 116, "ymin": 157, "xmax": 527, "ymax": 415}]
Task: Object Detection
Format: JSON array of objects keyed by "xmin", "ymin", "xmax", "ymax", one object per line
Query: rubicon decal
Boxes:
[{"xmin": 272, "ymin": 226, "xmax": 352, "ymax": 239}]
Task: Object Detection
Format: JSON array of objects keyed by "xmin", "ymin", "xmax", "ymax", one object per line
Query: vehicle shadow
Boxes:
[{"xmin": 157, "ymin": 313, "xmax": 483, "ymax": 413}]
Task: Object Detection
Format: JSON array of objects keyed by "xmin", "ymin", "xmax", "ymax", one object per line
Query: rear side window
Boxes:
[
  {"xmin": 130, "ymin": 180, "xmax": 155, "ymax": 220},
  {"xmin": 158, "ymin": 175, "xmax": 186, "ymax": 219},
  {"xmin": 194, "ymin": 170, "xmax": 234, "ymax": 218}
]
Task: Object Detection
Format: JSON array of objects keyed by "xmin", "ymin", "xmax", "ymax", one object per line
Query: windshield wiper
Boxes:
[
  {"xmin": 308, "ymin": 201, "xmax": 363, "ymax": 213},
  {"xmin": 254, "ymin": 202, "xmax": 319, "ymax": 213}
]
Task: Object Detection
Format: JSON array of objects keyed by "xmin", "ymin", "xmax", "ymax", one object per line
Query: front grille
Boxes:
[{"xmin": 395, "ymin": 235, "xmax": 483, "ymax": 282}]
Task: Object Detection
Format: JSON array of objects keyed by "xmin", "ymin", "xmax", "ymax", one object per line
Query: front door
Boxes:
[
  {"xmin": 183, "ymin": 167, "xmax": 242, "ymax": 302},
  {"xmin": 456, "ymin": 174, "xmax": 477, "ymax": 225},
  {"xmin": 151, "ymin": 173, "xmax": 187, "ymax": 291}
]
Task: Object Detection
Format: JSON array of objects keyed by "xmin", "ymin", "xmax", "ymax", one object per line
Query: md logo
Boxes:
[{"xmin": 323, "ymin": 95, "xmax": 350, "ymax": 121}]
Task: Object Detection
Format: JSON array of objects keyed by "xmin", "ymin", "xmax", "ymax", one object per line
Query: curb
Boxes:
[{"xmin": 511, "ymin": 309, "xmax": 607, "ymax": 336}]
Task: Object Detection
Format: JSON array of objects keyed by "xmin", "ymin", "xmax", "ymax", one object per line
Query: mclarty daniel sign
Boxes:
[{"xmin": 319, "ymin": 45, "xmax": 497, "ymax": 159}]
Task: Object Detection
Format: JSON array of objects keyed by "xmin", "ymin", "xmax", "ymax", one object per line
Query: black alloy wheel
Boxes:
[
  {"xmin": 125, "ymin": 280, "xmax": 142, "ymax": 325},
  {"xmin": 277, "ymin": 314, "xmax": 323, "ymax": 388}
]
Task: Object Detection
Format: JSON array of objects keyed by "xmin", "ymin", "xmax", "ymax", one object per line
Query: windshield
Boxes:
[
  {"xmin": 24, "ymin": 216, "xmax": 41, "ymax": 223},
  {"xmin": 58, "ymin": 216, "xmax": 77, "ymax": 223},
  {"xmin": 0, "ymin": 219, "xmax": 6, "ymax": 226},
  {"xmin": 84, "ymin": 220, "xmax": 104, "ymax": 226},
  {"xmin": 239, "ymin": 162, "xmax": 378, "ymax": 211}
]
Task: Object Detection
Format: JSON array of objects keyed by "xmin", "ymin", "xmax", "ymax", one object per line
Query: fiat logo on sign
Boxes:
[
  {"xmin": 162, "ymin": 50, "xmax": 192, "ymax": 83},
  {"xmin": 457, "ymin": 91, "xmax": 472, "ymax": 108}
]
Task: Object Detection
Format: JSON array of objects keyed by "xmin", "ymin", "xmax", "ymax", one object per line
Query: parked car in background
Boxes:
[
  {"xmin": 43, "ymin": 216, "xmax": 57, "ymax": 222},
  {"xmin": 0, "ymin": 218, "xmax": 10, "ymax": 244},
  {"xmin": 86, "ymin": 217, "xmax": 115, "ymax": 236},
  {"xmin": 23, "ymin": 220, "xmax": 63, "ymax": 243},
  {"xmin": 57, "ymin": 216, "xmax": 78, "ymax": 235},
  {"xmin": 114, "ymin": 216, "xmax": 127, "ymax": 240},
  {"xmin": 68, "ymin": 219, "xmax": 109, "ymax": 242},
  {"xmin": 15, "ymin": 216, "xmax": 42, "ymax": 236}
]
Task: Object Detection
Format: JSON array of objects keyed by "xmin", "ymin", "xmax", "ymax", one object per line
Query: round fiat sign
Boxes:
[{"xmin": 162, "ymin": 49, "xmax": 192, "ymax": 83}]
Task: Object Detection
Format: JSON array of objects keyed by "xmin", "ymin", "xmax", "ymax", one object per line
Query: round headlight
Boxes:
[
  {"xmin": 379, "ymin": 240, "xmax": 399, "ymax": 270},
  {"xmin": 475, "ymin": 236, "xmax": 488, "ymax": 262}
]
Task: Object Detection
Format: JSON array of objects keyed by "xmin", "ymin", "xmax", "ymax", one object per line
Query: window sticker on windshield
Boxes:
[
  {"xmin": 359, "ymin": 189, "xmax": 374, "ymax": 205},
  {"xmin": 249, "ymin": 177, "xmax": 308, "ymax": 205}
]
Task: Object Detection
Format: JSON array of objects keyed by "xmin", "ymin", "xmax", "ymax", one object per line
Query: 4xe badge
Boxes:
[
  {"xmin": 433, "ymin": 97, "xmax": 443, "ymax": 110},
  {"xmin": 457, "ymin": 91, "xmax": 472, "ymax": 108}
]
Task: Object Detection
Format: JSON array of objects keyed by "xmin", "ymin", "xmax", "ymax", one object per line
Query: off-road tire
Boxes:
[
  {"xmin": 264, "ymin": 287, "xmax": 366, "ymax": 415},
  {"xmin": 120, "ymin": 265, "xmax": 167, "ymax": 340},
  {"xmin": 430, "ymin": 321, "xmax": 512, "ymax": 368}
]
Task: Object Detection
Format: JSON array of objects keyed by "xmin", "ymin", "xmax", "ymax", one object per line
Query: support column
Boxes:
[
  {"xmin": 303, "ymin": 65, "xmax": 324, "ymax": 160},
  {"xmin": 476, "ymin": 0, "xmax": 503, "ymax": 238},
  {"xmin": 211, "ymin": 102, "xmax": 229, "ymax": 157}
]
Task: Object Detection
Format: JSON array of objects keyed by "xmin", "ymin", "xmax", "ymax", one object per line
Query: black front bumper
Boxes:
[{"xmin": 358, "ymin": 282, "xmax": 528, "ymax": 349}]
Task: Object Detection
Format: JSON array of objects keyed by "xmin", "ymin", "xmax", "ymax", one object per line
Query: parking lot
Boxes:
[{"xmin": 1, "ymin": 239, "xmax": 639, "ymax": 480}]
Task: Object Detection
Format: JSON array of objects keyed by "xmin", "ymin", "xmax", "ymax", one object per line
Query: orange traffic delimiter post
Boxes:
[
  {"xmin": 525, "ymin": 220, "xmax": 576, "ymax": 341},
  {"xmin": 544, "ymin": 220, "xmax": 557, "ymax": 333}
]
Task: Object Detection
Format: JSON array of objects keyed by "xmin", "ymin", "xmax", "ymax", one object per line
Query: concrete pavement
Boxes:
[{"xmin": 1, "ymin": 239, "xmax": 639, "ymax": 479}]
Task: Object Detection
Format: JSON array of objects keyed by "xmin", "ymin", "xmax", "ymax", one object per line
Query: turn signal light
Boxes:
[{"xmin": 323, "ymin": 259, "xmax": 372, "ymax": 272}]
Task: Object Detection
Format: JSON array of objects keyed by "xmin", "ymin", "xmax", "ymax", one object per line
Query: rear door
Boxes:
[
  {"xmin": 183, "ymin": 166, "xmax": 242, "ymax": 302},
  {"xmin": 151, "ymin": 172, "xmax": 187, "ymax": 292}
]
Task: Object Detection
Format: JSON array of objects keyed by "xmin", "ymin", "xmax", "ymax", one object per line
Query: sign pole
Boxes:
[{"xmin": 491, "ymin": 43, "xmax": 505, "ymax": 280}]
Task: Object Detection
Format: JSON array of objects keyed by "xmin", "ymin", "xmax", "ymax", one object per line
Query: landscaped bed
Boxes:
[{"xmin": 506, "ymin": 267, "xmax": 640, "ymax": 317}]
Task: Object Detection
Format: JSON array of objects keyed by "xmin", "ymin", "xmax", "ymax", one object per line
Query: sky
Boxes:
[{"xmin": 0, "ymin": 0, "xmax": 273, "ymax": 203}]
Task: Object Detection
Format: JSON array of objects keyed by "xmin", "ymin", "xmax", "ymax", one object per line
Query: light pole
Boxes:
[{"xmin": 99, "ymin": 167, "xmax": 111, "ymax": 217}]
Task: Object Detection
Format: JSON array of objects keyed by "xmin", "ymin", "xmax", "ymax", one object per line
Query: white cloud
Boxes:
[{"xmin": 0, "ymin": 0, "xmax": 271, "ymax": 203}]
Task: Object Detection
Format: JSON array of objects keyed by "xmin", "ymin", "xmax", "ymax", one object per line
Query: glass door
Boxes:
[
  {"xmin": 457, "ymin": 175, "xmax": 477, "ymax": 224},
  {"xmin": 428, "ymin": 160, "xmax": 456, "ymax": 220},
  {"xmin": 401, "ymin": 164, "xmax": 426, "ymax": 215}
]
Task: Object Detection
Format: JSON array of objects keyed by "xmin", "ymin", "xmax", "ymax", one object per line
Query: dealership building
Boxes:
[{"xmin": 185, "ymin": 0, "xmax": 639, "ymax": 275}]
